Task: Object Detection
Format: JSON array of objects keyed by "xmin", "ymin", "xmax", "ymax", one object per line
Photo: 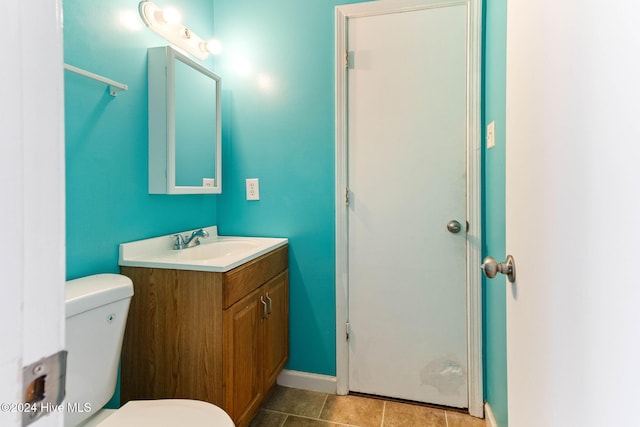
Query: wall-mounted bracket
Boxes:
[{"xmin": 64, "ymin": 64, "xmax": 128, "ymax": 97}]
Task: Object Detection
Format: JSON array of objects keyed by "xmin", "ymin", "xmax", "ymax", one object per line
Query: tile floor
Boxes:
[{"xmin": 250, "ymin": 386, "xmax": 486, "ymax": 427}]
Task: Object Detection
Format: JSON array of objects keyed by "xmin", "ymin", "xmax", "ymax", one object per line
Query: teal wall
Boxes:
[
  {"xmin": 64, "ymin": 0, "xmax": 508, "ymax": 421},
  {"xmin": 212, "ymin": 0, "xmax": 369, "ymax": 376},
  {"xmin": 64, "ymin": 0, "xmax": 218, "ymax": 281},
  {"xmin": 483, "ymin": 0, "xmax": 508, "ymax": 425},
  {"xmin": 64, "ymin": 0, "xmax": 218, "ymax": 407}
]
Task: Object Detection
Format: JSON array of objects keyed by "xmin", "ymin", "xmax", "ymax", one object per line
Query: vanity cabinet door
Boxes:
[
  {"xmin": 224, "ymin": 286, "xmax": 264, "ymax": 427},
  {"xmin": 263, "ymin": 271, "xmax": 289, "ymax": 392}
]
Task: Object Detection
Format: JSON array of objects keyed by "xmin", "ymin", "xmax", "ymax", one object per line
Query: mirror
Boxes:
[{"xmin": 148, "ymin": 46, "xmax": 222, "ymax": 194}]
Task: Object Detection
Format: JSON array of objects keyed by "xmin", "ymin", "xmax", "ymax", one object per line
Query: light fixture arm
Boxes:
[{"xmin": 139, "ymin": 1, "xmax": 211, "ymax": 61}]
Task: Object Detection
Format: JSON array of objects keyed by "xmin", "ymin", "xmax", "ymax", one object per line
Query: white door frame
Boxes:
[
  {"xmin": 0, "ymin": 0, "xmax": 66, "ymax": 426},
  {"xmin": 334, "ymin": 0, "xmax": 483, "ymax": 417}
]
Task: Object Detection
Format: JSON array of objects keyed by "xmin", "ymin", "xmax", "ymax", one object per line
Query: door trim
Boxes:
[{"xmin": 334, "ymin": 0, "xmax": 483, "ymax": 417}]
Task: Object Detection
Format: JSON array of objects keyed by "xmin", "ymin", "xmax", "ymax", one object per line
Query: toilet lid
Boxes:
[{"xmin": 97, "ymin": 400, "xmax": 235, "ymax": 427}]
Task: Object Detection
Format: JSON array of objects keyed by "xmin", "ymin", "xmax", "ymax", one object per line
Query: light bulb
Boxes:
[
  {"xmin": 161, "ymin": 7, "xmax": 181, "ymax": 25},
  {"xmin": 203, "ymin": 39, "xmax": 223, "ymax": 55},
  {"xmin": 119, "ymin": 10, "xmax": 143, "ymax": 31}
]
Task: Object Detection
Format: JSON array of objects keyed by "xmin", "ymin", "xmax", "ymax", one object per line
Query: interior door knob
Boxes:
[
  {"xmin": 447, "ymin": 220, "xmax": 462, "ymax": 233},
  {"xmin": 482, "ymin": 255, "xmax": 516, "ymax": 283}
]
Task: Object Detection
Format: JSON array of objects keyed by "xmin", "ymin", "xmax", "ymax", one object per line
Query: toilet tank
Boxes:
[{"xmin": 64, "ymin": 274, "xmax": 134, "ymax": 427}]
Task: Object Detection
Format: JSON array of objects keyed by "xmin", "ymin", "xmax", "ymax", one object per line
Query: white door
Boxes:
[
  {"xmin": 345, "ymin": 2, "xmax": 469, "ymax": 409},
  {"xmin": 504, "ymin": 0, "xmax": 640, "ymax": 425},
  {"xmin": 0, "ymin": 0, "xmax": 66, "ymax": 426}
]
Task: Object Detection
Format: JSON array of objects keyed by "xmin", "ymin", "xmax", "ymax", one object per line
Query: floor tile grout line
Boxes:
[
  {"xmin": 262, "ymin": 408, "xmax": 359, "ymax": 427},
  {"xmin": 261, "ymin": 386, "xmax": 482, "ymax": 427},
  {"xmin": 317, "ymin": 393, "xmax": 330, "ymax": 419}
]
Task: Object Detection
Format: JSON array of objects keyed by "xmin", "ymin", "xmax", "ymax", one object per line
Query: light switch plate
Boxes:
[{"xmin": 487, "ymin": 121, "xmax": 496, "ymax": 149}]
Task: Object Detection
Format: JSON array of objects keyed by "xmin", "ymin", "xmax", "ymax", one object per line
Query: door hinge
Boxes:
[
  {"xmin": 345, "ymin": 187, "xmax": 350, "ymax": 206},
  {"xmin": 346, "ymin": 322, "xmax": 351, "ymax": 341},
  {"xmin": 345, "ymin": 51, "xmax": 356, "ymax": 69}
]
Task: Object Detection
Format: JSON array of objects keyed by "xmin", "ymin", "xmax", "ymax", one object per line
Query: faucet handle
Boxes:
[{"xmin": 171, "ymin": 234, "xmax": 186, "ymax": 248}]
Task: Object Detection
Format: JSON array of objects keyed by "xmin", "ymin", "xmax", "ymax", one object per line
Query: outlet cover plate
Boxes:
[{"xmin": 246, "ymin": 178, "xmax": 260, "ymax": 200}]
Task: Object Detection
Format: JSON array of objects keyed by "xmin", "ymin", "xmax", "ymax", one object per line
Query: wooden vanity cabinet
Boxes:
[
  {"xmin": 120, "ymin": 245, "xmax": 288, "ymax": 427},
  {"xmin": 223, "ymin": 271, "xmax": 289, "ymax": 426},
  {"xmin": 261, "ymin": 273, "xmax": 289, "ymax": 391}
]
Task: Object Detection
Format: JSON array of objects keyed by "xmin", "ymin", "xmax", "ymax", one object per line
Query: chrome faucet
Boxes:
[{"xmin": 171, "ymin": 228, "xmax": 210, "ymax": 250}]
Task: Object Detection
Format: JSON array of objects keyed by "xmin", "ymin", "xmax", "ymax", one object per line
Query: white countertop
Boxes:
[{"xmin": 119, "ymin": 226, "xmax": 288, "ymax": 273}]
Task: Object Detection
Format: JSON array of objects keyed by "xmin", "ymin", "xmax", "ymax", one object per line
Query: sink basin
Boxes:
[
  {"xmin": 163, "ymin": 240, "xmax": 260, "ymax": 262},
  {"xmin": 119, "ymin": 226, "xmax": 287, "ymax": 272}
]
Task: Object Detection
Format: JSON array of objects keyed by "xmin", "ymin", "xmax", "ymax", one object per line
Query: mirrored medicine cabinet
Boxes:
[{"xmin": 148, "ymin": 46, "xmax": 222, "ymax": 194}]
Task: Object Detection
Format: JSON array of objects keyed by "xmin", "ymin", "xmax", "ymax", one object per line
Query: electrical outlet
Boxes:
[
  {"xmin": 487, "ymin": 121, "xmax": 496, "ymax": 149},
  {"xmin": 246, "ymin": 178, "xmax": 260, "ymax": 200}
]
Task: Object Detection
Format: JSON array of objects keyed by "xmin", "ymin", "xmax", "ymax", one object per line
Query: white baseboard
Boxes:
[
  {"xmin": 276, "ymin": 369, "xmax": 337, "ymax": 394},
  {"xmin": 484, "ymin": 402, "xmax": 498, "ymax": 427}
]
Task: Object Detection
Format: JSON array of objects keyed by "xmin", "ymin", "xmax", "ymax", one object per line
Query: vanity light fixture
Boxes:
[{"xmin": 138, "ymin": 1, "xmax": 220, "ymax": 60}]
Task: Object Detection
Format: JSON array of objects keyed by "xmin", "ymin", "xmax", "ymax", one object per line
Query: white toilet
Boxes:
[{"xmin": 64, "ymin": 273, "xmax": 235, "ymax": 427}]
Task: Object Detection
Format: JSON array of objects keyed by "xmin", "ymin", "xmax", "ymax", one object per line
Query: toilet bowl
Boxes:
[{"xmin": 65, "ymin": 274, "xmax": 234, "ymax": 427}]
